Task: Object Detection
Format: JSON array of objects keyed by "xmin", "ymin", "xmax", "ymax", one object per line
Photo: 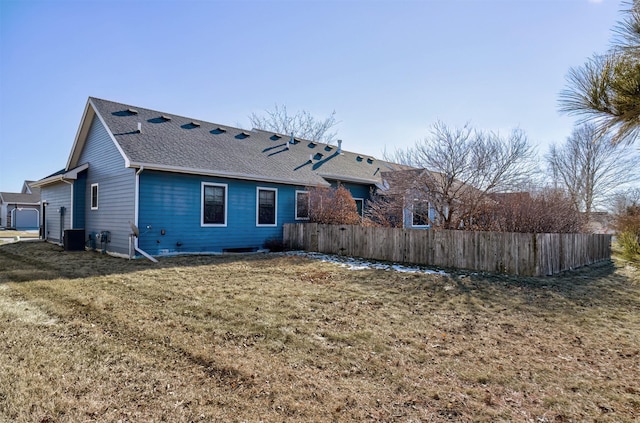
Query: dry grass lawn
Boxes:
[{"xmin": 0, "ymin": 241, "xmax": 638, "ymax": 422}]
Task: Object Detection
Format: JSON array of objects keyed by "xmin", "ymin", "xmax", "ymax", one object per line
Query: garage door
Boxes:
[{"xmin": 14, "ymin": 208, "xmax": 39, "ymax": 230}]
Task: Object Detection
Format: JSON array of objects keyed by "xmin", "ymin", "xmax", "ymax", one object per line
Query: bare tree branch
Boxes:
[
  {"xmin": 545, "ymin": 123, "xmax": 640, "ymax": 214},
  {"xmin": 249, "ymin": 104, "xmax": 339, "ymax": 144},
  {"xmin": 385, "ymin": 121, "xmax": 537, "ymax": 229}
]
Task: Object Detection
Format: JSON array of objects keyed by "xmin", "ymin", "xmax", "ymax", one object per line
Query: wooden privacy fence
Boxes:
[{"xmin": 283, "ymin": 223, "xmax": 612, "ymax": 276}]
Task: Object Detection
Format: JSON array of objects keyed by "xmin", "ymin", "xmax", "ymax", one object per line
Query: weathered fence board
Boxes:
[{"xmin": 283, "ymin": 224, "xmax": 612, "ymax": 277}]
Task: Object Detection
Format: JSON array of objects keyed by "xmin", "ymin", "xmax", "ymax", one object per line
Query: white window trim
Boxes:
[
  {"xmin": 295, "ymin": 190, "xmax": 310, "ymax": 220},
  {"xmin": 411, "ymin": 199, "xmax": 431, "ymax": 228},
  {"xmin": 256, "ymin": 187, "xmax": 277, "ymax": 227},
  {"xmin": 90, "ymin": 183, "xmax": 99, "ymax": 210},
  {"xmin": 201, "ymin": 182, "xmax": 228, "ymax": 227}
]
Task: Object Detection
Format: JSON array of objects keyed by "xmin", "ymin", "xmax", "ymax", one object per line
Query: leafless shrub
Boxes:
[
  {"xmin": 363, "ymin": 193, "xmax": 404, "ymax": 228},
  {"xmin": 612, "ymin": 190, "xmax": 640, "ymax": 258},
  {"xmin": 470, "ymin": 188, "xmax": 585, "ymax": 233},
  {"xmin": 308, "ymin": 185, "xmax": 361, "ymax": 225}
]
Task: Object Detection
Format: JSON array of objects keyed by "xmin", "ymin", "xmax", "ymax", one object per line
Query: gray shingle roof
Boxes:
[
  {"xmin": 90, "ymin": 97, "xmax": 405, "ymax": 187},
  {"xmin": 0, "ymin": 192, "xmax": 40, "ymax": 204}
]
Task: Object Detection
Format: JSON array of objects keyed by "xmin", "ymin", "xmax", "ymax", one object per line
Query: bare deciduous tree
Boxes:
[
  {"xmin": 385, "ymin": 121, "xmax": 537, "ymax": 229},
  {"xmin": 559, "ymin": 1, "xmax": 640, "ymax": 144},
  {"xmin": 249, "ymin": 104, "xmax": 339, "ymax": 143},
  {"xmin": 546, "ymin": 124, "xmax": 640, "ymax": 215}
]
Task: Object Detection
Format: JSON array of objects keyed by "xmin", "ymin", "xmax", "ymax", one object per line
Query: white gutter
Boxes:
[
  {"xmin": 132, "ymin": 166, "xmax": 157, "ymax": 262},
  {"xmin": 31, "ymin": 163, "xmax": 89, "ymax": 188}
]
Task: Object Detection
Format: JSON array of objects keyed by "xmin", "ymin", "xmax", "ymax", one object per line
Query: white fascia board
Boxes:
[
  {"xmin": 66, "ymin": 99, "xmax": 131, "ymax": 170},
  {"xmin": 128, "ymin": 162, "xmax": 332, "ymax": 187},
  {"xmin": 65, "ymin": 100, "xmax": 94, "ymax": 171},
  {"xmin": 31, "ymin": 163, "xmax": 89, "ymax": 187}
]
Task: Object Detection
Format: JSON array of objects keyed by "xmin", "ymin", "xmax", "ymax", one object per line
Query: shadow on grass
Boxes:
[
  {"xmin": 2, "ymin": 241, "xmax": 637, "ymax": 317},
  {"xmin": 443, "ymin": 259, "xmax": 640, "ymax": 318},
  {"xmin": 0, "ymin": 241, "xmax": 279, "ymax": 282}
]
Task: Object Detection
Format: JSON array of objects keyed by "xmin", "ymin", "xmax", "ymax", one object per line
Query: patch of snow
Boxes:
[{"xmin": 286, "ymin": 251, "xmax": 448, "ymax": 276}]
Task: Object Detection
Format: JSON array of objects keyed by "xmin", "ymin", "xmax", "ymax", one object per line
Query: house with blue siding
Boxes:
[{"xmin": 33, "ymin": 97, "xmax": 406, "ymax": 258}]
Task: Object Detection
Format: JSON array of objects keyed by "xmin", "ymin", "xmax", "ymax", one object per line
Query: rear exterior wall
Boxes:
[{"xmin": 137, "ymin": 171, "xmax": 302, "ymax": 255}]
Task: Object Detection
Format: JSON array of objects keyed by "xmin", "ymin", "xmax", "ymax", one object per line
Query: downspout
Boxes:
[{"xmin": 133, "ymin": 166, "xmax": 158, "ymax": 263}]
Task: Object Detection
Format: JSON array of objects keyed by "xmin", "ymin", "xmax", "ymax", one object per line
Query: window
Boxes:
[
  {"xmin": 257, "ymin": 187, "xmax": 277, "ymax": 226},
  {"xmin": 354, "ymin": 198, "xmax": 364, "ymax": 217},
  {"xmin": 412, "ymin": 200, "xmax": 431, "ymax": 227},
  {"xmin": 90, "ymin": 183, "xmax": 99, "ymax": 210},
  {"xmin": 295, "ymin": 190, "xmax": 310, "ymax": 220},
  {"xmin": 202, "ymin": 182, "xmax": 227, "ymax": 226}
]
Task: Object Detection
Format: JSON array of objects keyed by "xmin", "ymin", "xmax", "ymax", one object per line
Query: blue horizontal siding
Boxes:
[
  {"xmin": 41, "ymin": 182, "xmax": 72, "ymax": 243},
  {"xmin": 79, "ymin": 115, "xmax": 135, "ymax": 255},
  {"xmin": 138, "ymin": 171, "xmax": 301, "ymax": 255},
  {"xmin": 136, "ymin": 172, "xmax": 376, "ymax": 256}
]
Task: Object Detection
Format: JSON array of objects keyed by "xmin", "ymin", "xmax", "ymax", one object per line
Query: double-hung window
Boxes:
[
  {"xmin": 257, "ymin": 187, "xmax": 277, "ymax": 226},
  {"xmin": 202, "ymin": 182, "xmax": 227, "ymax": 226},
  {"xmin": 295, "ymin": 190, "xmax": 309, "ymax": 220}
]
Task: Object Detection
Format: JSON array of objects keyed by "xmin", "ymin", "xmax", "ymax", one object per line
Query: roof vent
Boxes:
[
  {"xmin": 308, "ymin": 142, "xmax": 317, "ymax": 148},
  {"xmin": 190, "ymin": 121, "xmax": 201, "ymax": 127},
  {"xmin": 137, "ymin": 122, "xmax": 142, "ymax": 133},
  {"xmin": 356, "ymin": 155, "xmax": 363, "ymax": 162},
  {"xmin": 314, "ymin": 153, "xmax": 324, "ymax": 161},
  {"xmin": 337, "ymin": 139, "xmax": 342, "ymax": 154},
  {"xmin": 160, "ymin": 115, "xmax": 171, "ymax": 121},
  {"xmin": 324, "ymin": 145, "xmax": 333, "ymax": 152},
  {"xmin": 241, "ymin": 131, "xmax": 250, "ymax": 137},
  {"xmin": 128, "ymin": 108, "xmax": 138, "ymax": 115},
  {"xmin": 367, "ymin": 158, "xmax": 374, "ymax": 164},
  {"xmin": 271, "ymin": 134, "xmax": 282, "ymax": 140},
  {"xmin": 289, "ymin": 133, "xmax": 301, "ymax": 145}
]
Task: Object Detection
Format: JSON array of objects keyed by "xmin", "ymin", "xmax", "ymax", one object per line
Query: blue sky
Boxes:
[{"xmin": 0, "ymin": 0, "xmax": 624, "ymax": 192}]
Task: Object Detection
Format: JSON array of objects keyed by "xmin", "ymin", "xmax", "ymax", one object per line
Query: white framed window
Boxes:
[
  {"xmin": 90, "ymin": 183, "xmax": 99, "ymax": 210},
  {"xmin": 201, "ymin": 182, "xmax": 227, "ymax": 227},
  {"xmin": 412, "ymin": 200, "xmax": 431, "ymax": 227},
  {"xmin": 295, "ymin": 190, "xmax": 310, "ymax": 220},
  {"xmin": 257, "ymin": 187, "xmax": 277, "ymax": 226}
]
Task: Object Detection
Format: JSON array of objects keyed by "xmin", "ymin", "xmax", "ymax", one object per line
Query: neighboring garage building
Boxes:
[{"xmin": 0, "ymin": 181, "xmax": 41, "ymax": 230}]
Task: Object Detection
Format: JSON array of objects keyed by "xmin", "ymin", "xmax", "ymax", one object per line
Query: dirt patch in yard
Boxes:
[{"xmin": 0, "ymin": 241, "xmax": 638, "ymax": 422}]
